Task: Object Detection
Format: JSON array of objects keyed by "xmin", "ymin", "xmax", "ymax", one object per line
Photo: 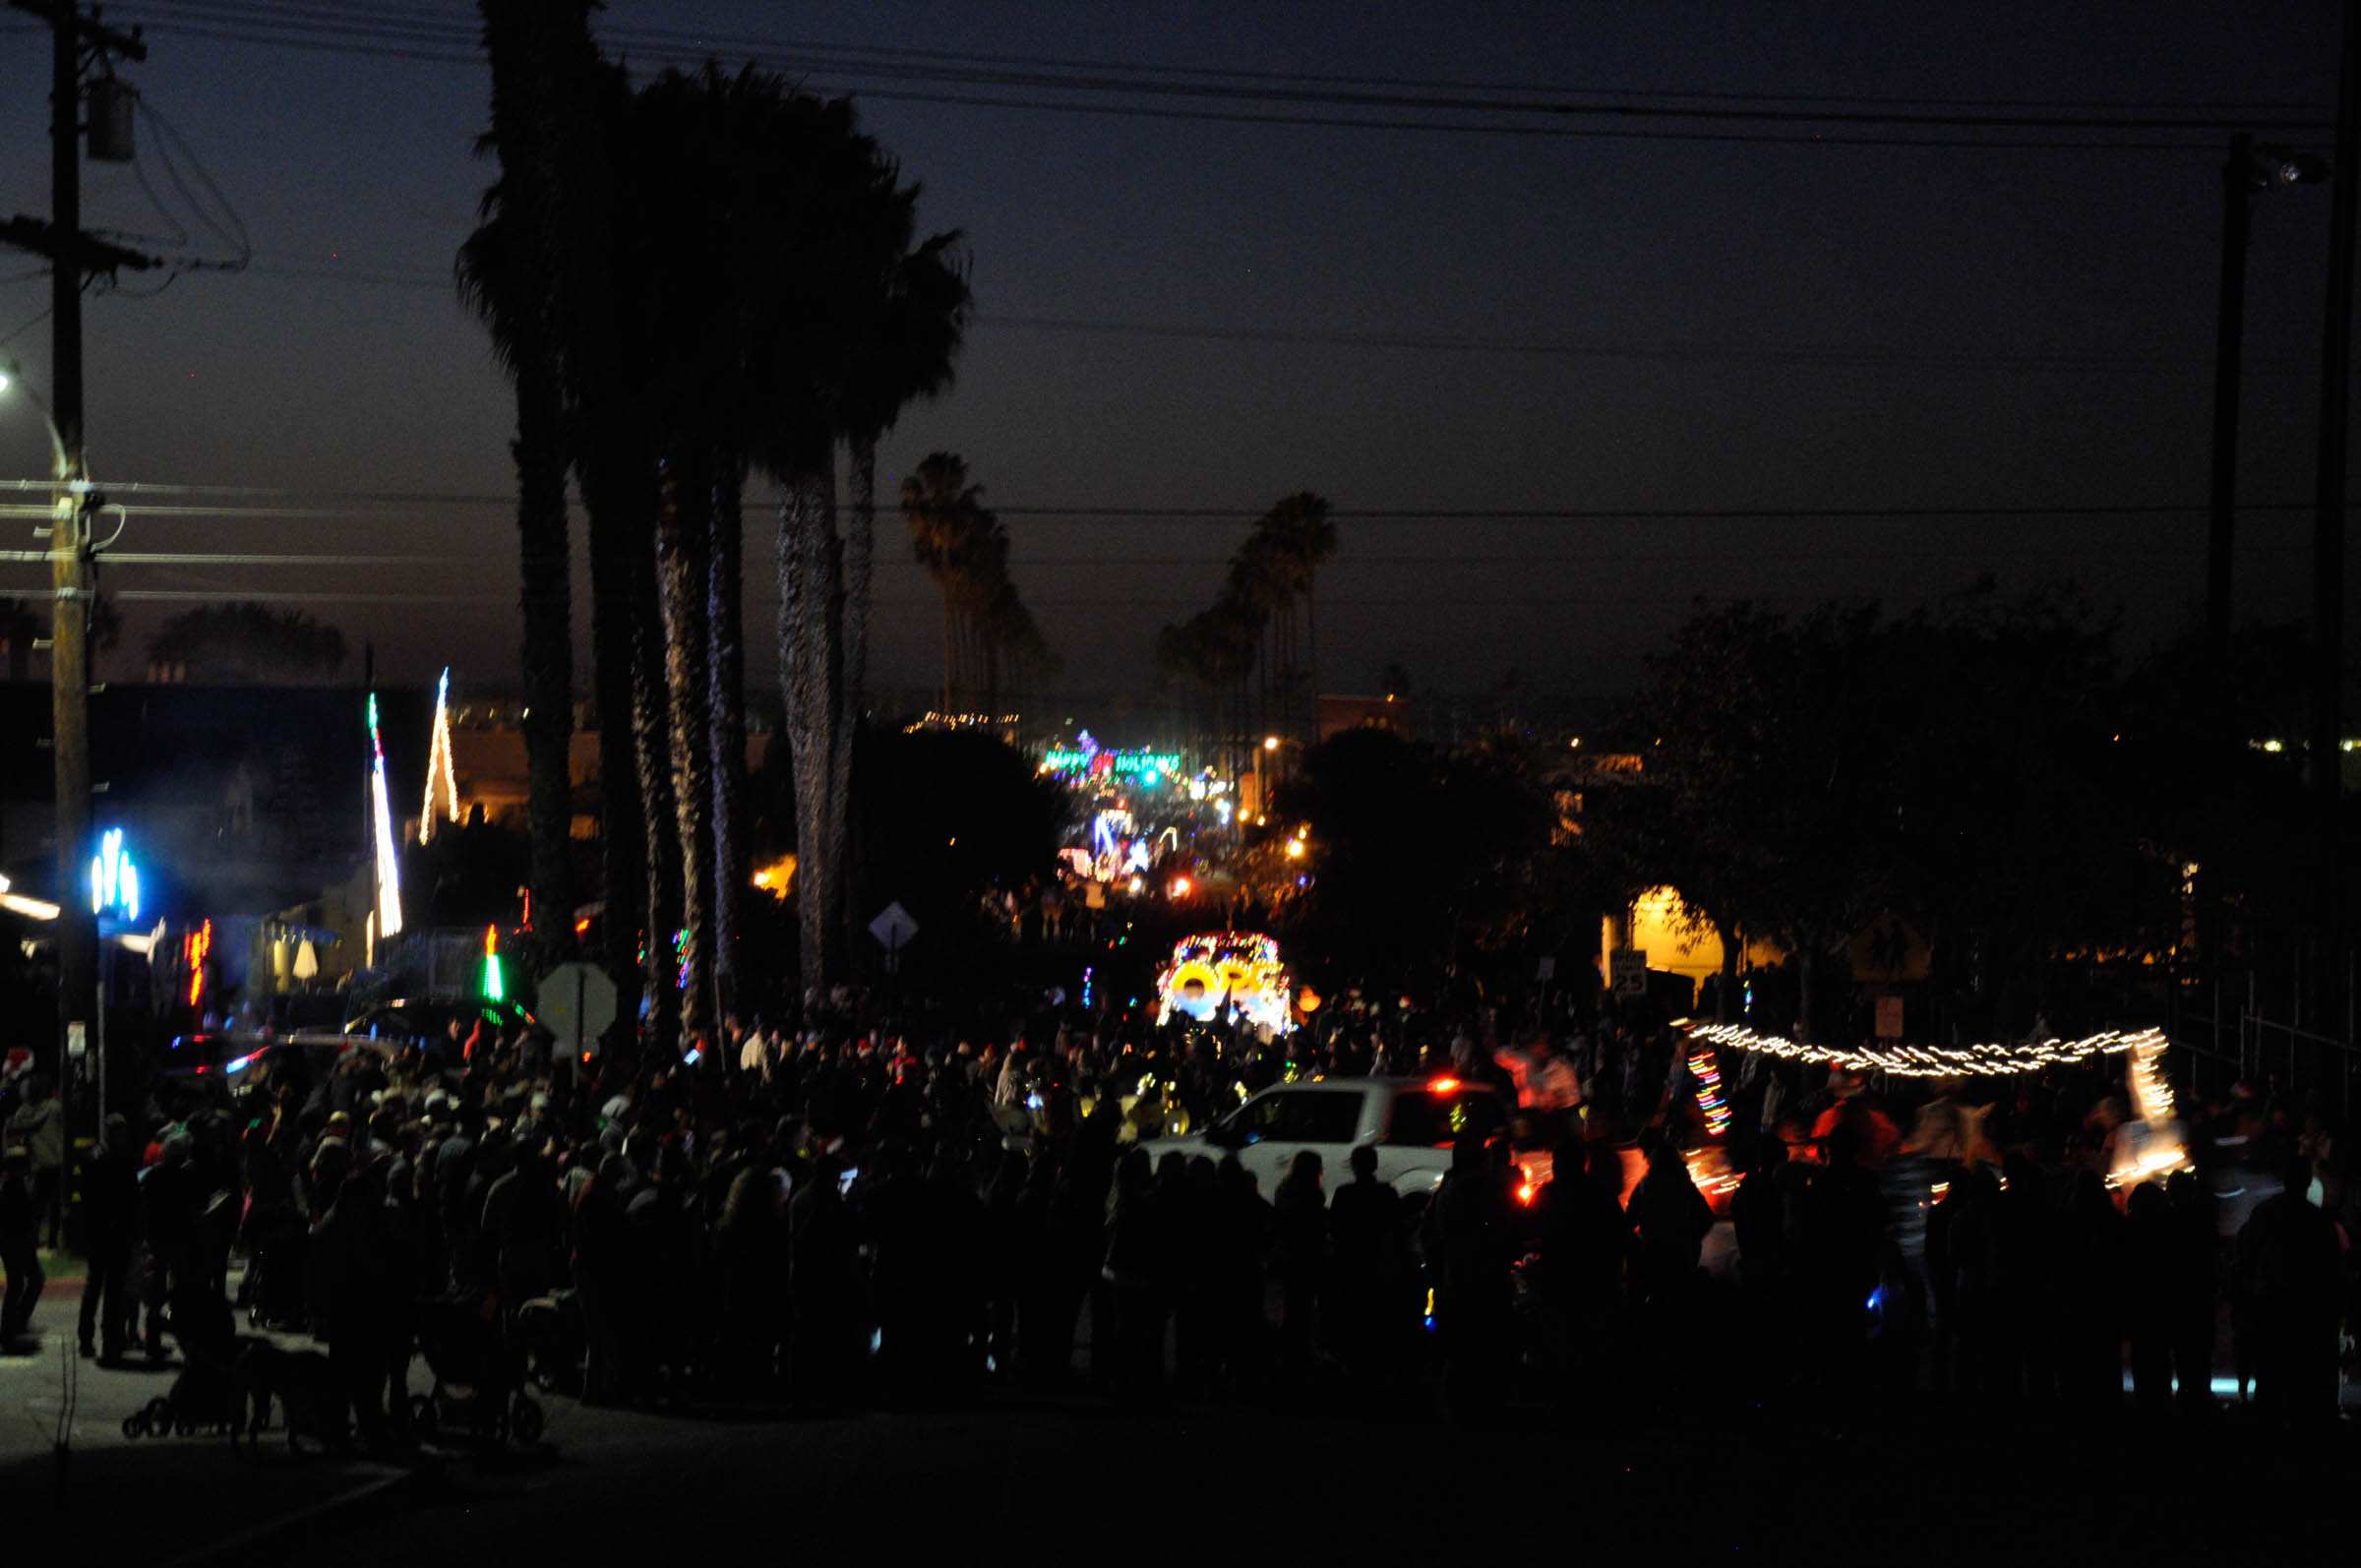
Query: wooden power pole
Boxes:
[{"xmin": 2, "ymin": 0, "xmax": 150, "ymax": 1090}]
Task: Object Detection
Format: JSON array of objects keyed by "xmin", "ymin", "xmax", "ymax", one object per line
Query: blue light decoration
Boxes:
[
  {"xmin": 1081, "ymin": 965, "xmax": 1095, "ymax": 1009},
  {"xmin": 481, "ymin": 924, "xmax": 505, "ymax": 1002},
  {"xmin": 367, "ymin": 694, "xmax": 404, "ymax": 941},
  {"xmin": 89, "ymin": 827, "xmax": 140, "ymax": 924},
  {"xmin": 673, "ymin": 927, "xmax": 690, "ymax": 991}
]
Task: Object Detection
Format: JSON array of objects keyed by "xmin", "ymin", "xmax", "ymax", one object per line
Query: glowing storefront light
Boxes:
[{"xmin": 89, "ymin": 827, "xmax": 139, "ymax": 923}]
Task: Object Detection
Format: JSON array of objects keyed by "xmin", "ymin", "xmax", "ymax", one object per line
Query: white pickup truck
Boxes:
[{"xmin": 1138, "ymin": 1074, "xmax": 1515, "ymax": 1196}]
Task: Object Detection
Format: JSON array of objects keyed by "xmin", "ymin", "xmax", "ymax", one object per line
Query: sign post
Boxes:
[
  {"xmin": 1874, "ymin": 995, "xmax": 1905, "ymax": 1041},
  {"xmin": 869, "ymin": 901, "xmax": 921, "ymax": 975}
]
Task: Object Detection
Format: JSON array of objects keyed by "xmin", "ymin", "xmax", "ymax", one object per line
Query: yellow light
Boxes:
[
  {"xmin": 1262, "ymin": 736, "xmax": 1279, "ymax": 752},
  {"xmin": 2263, "ymin": 739, "xmax": 2285, "ymax": 754},
  {"xmin": 1126, "ymin": 874, "xmax": 1145, "ymax": 895},
  {"xmin": 750, "ymin": 854, "xmax": 797, "ymax": 898},
  {"xmin": 1285, "ymin": 837, "xmax": 1305, "ymax": 859},
  {"xmin": 1170, "ymin": 875, "xmax": 1192, "ymax": 897}
]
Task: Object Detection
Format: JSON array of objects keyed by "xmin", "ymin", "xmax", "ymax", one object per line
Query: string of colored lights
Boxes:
[
  {"xmin": 1683, "ymin": 1022, "xmax": 2166, "ymax": 1078},
  {"xmin": 1688, "ymin": 1044, "xmax": 1732, "ymax": 1138},
  {"xmin": 2127, "ymin": 1030, "xmax": 2176, "ymax": 1125},
  {"xmin": 419, "ymin": 666, "xmax": 460, "ymax": 844}
]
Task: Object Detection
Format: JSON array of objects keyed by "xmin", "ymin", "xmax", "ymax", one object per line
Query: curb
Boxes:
[{"xmin": 153, "ymin": 1460, "xmax": 437, "ymax": 1568}]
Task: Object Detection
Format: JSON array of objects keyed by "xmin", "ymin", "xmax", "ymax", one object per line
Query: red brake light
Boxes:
[
  {"xmin": 1516, "ymin": 1181, "xmax": 1538, "ymax": 1206},
  {"xmin": 1428, "ymin": 1076, "xmax": 1461, "ymax": 1094}
]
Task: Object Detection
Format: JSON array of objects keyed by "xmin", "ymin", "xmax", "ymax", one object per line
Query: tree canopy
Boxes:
[{"xmin": 147, "ymin": 603, "xmax": 348, "ymax": 684}]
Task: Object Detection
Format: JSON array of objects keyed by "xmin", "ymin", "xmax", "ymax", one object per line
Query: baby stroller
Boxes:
[
  {"xmin": 515, "ymin": 1291, "xmax": 583, "ymax": 1396},
  {"xmin": 123, "ymin": 1304, "xmax": 270, "ymax": 1443},
  {"xmin": 409, "ymin": 1292, "xmax": 545, "ymax": 1446}
]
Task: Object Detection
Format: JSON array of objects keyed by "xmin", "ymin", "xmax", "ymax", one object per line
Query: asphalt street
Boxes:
[{"xmin": 4, "ymin": 1261, "xmax": 2349, "ymax": 1566}]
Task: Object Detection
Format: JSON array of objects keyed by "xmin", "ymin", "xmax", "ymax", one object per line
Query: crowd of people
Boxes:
[{"xmin": 0, "ymin": 993, "xmax": 2351, "ymax": 1443}]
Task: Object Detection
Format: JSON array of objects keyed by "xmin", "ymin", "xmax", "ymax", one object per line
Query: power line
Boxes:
[
  {"xmin": 159, "ymin": 1, "xmax": 2323, "ymax": 115},
  {"xmin": 138, "ymin": 2, "xmax": 2325, "ymax": 129},
  {"xmin": 125, "ymin": 6, "xmax": 2303, "ymax": 151},
  {"xmin": 205, "ymin": 260, "xmax": 2274, "ymax": 373}
]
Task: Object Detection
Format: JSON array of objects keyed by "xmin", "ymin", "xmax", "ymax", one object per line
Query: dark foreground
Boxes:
[{"xmin": 13, "ymin": 1388, "xmax": 2340, "ymax": 1568}]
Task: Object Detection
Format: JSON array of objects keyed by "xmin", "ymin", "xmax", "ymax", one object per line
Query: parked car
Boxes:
[{"xmin": 1139, "ymin": 1074, "xmax": 1523, "ymax": 1197}]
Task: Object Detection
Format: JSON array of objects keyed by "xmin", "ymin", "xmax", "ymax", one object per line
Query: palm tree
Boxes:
[
  {"xmin": 465, "ymin": 2, "xmax": 580, "ymax": 969},
  {"xmin": 747, "ymin": 93, "xmax": 971, "ymax": 993},
  {"xmin": 903, "ymin": 452, "xmax": 986, "ymax": 712},
  {"xmin": 1263, "ymin": 492, "xmax": 1335, "ymax": 739}
]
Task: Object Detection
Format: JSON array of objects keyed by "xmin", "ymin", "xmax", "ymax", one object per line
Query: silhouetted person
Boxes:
[
  {"xmin": 2124, "ymin": 1181, "xmax": 2174, "ymax": 1413},
  {"xmin": 788, "ymin": 1157, "xmax": 862, "ymax": 1408},
  {"xmin": 0, "ymin": 1146, "xmax": 40, "ymax": 1348},
  {"xmin": 2164, "ymin": 1170, "xmax": 2216, "ymax": 1417},
  {"xmin": 1993, "ymin": 1152, "xmax": 2059, "ymax": 1404},
  {"xmin": 571, "ymin": 1152, "xmax": 632, "ymax": 1404},
  {"xmin": 1213, "ymin": 1155, "xmax": 1270, "ymax": 1388},
  {"xmin": 1797, "ymin": 1123, "xmax": 1886, "ymax": 1415},
  {"xmin": 1423, "ymin": 1133, "xmax": 1516, "ymax": 1419},
  {"xmin": 1102, "ymin": 1147, "xmax": 1168, "ymax": 1405},
  {"xmin": 1942, "ymin": 1162, "xmax": 2006, "ymax": 1400},
  {"xmin": 1628, "ymin": 1132, "xmax": 1713, "ymax": 1309},
  {"xmin": 78, "ymin": 1115, "xmax": 139, "ymax": 1361},
  {"xmin": 1329, "ymin": 1144, "xmax": 1407, "ymax": 1382},
  {"xmin": 1533, "ymin": 1137, "xmax": 1628, "ymax": 1402},
  {"xmin": 2236, "ymin": 1155, "xmax": 2342, "ymax": 1425},
  {"xmin": 2057, "ymin": 1168, "xmax": 2126, "ymax": 1410},
  {"xmin": 1272, "ymin": 1149, "xmax": 1327, "ymax": 1376}
]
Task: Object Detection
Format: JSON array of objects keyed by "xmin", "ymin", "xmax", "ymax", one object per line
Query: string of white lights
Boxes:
[{"xmin": 1683, "ymin": 1021, "xmax": 2167, "ymax": 1078}]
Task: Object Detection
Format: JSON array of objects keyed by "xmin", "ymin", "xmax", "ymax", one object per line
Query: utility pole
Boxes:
[
  {"xmin": 2206, "ymin": 138, "xmax": 2328, "ymax": 664},
  {"xmin": 2208, "ymin": 135, "xmax": 2255, "ymax": 662},
  {"xmin": 2314, "ymin": 0, "xmax": 2361, "ymax": 1042},
  {"xmin": 2, "ymin": 0, "xmax": 150, "ymax": 1095}
]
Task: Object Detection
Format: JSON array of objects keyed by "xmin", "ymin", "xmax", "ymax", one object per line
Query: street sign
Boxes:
[
  {"xmin": 66, "ymin": 1021, "xmax": 87, "ymax": 1059},
  {"xmin": 869, "ymin": 901, "xmax": 919, "ymax": 950},
  {"xmin": 1610, "ymin": 949, "xmax": 1648, "ymax": 996},
  {"xmin": 1874, "ymin": 995, "xmax": 1905, "ymax": 1040},
  {"xmin": 870, "ymin": 901, "xmax": 920, "ymax": 973},
  {"xmin": 540, "ymin": 961, "xmax": 619, "ymax": 1055}
]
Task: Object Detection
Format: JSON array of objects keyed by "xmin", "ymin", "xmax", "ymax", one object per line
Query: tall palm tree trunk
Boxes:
[
  {"xmin": 657, "ymin": 448, "xmax": 716, "ymax": 1043},
  {"xmin": 582, "ymin": 452, "xmax": 652, "ymax": 999},
  {"xmin": 632, "ymin": 520, "xmax": 683, "ymax": 1045},
  {"xmin": 1304, "ymin": 580, "xmax": 1318, "ymax": 741},
  {"xmin": 706, "ymin": 458, "xmax": 749, "ymax": 1024},
  {"xmin": 474, "ymin": 0, "xmax": 577, "ymax": 972},
  {"xmin": 509, "ymin": 319, "xmax": 577, "ymax": 969},
  {"xmin": 779, "ymin": 459, "xmax": 842, "ymax": 996},
  {"xmin": 832, "ymin": 443, "xmax": 878, "ymax": 971}
]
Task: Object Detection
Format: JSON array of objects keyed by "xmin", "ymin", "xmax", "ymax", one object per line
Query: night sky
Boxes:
[{"xmin": 1, "ymin": 1, "xmax": 2353, "ymax": 720}]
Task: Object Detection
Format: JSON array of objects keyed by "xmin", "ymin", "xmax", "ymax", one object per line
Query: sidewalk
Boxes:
[{"xmin": 0, "ymin": 1276, "xmax": 422, "ymax": 1562}]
